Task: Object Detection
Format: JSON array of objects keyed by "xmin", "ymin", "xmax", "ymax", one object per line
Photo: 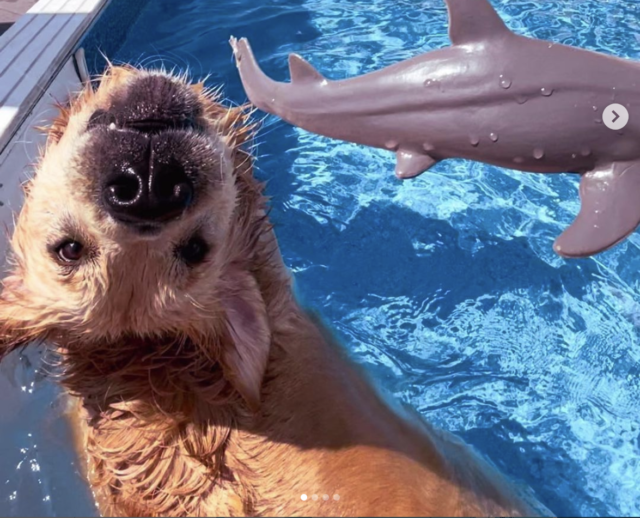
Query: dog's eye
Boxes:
[
  {"xmin": 57, "ymin": 240, "xmax": 85, "ymax": 263},
  {"xmin": 177, "ymin": 236, "xmax": 209, "ymax": 266}
]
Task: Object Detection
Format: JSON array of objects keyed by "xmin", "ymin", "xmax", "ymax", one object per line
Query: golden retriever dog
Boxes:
[{"xmin": 0, "ymin": 66, "xmax": 547, "ymax": 517}]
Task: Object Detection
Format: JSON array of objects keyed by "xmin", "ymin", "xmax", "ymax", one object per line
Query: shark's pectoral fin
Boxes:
[
  {"xmin": 288, "ymin": 53, "xmax": 327, "ymax": 84},
  {"xmin": 554, "ymin": 161, "xmax": 640, "ymax": 258},
  {"xmin": 395, "ymin": 149, "xmax": 438, "ymax": 180},
  {"xmin": 445, "ymin": 0, "xmax": 511, "ymax": 45}
]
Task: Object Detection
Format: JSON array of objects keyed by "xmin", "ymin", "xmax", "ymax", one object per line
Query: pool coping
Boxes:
[
  {"xmin": 0, "ymin": 0, "xmax": 112, "ymax": 155},
  {"xmin": 0, "ymin": 1, "xmax": 39, "ymax": 37}
]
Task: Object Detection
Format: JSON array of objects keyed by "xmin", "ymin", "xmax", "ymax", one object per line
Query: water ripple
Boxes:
[{"xmin": 267, "ymin": 1, "xmax": 640, "ymax": 515}]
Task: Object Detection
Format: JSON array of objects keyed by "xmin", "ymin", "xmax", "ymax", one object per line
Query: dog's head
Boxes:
[{"xmin": 0, "ymin": 67, "xmax": 276, "ymax": 409}]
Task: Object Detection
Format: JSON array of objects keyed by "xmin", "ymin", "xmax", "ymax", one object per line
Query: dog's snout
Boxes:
[
  {"xmin": 84, "ymin": 73, "xmax": 214, "ymax": 230},
  {"xmin": 104, "ymin": 158, "xmax": 194, "ymax": 225}
]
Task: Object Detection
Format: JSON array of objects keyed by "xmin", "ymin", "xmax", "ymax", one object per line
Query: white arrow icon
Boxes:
[{"xmin": 603, "ymin": 103, "xmax": 629, "ymax": 130}]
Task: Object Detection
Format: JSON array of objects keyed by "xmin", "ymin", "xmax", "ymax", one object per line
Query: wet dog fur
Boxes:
[{"xmin": 0, "ymin": 66, "xmax": 547, "ymax": 517}]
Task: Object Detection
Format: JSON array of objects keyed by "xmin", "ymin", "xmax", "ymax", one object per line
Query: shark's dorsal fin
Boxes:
[
  {"xmin": 445, "ymin": 0, "xmax": 511, "ymax": 45},
  {"xmin": 289, "ymin": 53, "xmax": 326, "ymax": 84}
]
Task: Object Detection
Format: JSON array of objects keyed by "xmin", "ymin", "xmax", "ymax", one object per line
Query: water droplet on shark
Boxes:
[
  {"xmin": 499, "ymin": 75, "xmax": 512, "ymax": 89},
  {"xmin": 469, "ymin": 135, "xmax": 480, "ymax": 146},
  {"xmin": 541, "ymin": 87, "xmax": 554, "ymax": 97},
  {"xmin": 513, "ymin": 157, "xmax": 525, "ymax": 164},
  {"xmin": 424, "ymin": 79, "xmax": 445, "ymax": 92},
  {"xmin": 385, "ymin": 140, "xmax": 399, "ymax": 150},
  {"xmin": 489, "ymin": 132, "xmax": 499, "ymax": 142},
  {"xmin": 516, "ymin": 95, "xmax": 528, "ymax": 105},
  {"xmin": 611, "ymin": 87, "xmax": 617, "ymax": 101},
  {"xmin": 592, "ymin": 106, "xmax": 598, "ymax": 111},
  {"xmin": 594, "ymin": 118, "xmax": 603, "ymax": 124},
  {"xmin": 580, "ymin": 146, "xmax": 592, "ymax": 157},
  {"xmin": 571, "ymin": 153, "xmax": 577, "ymax": 159},
  {"xmin": 423, "ymin": 142, "xmax": 435, "ymax": 152},
  {"xmin": 533, "ymin": 148, "xmax": 545, "ymax": 160}
]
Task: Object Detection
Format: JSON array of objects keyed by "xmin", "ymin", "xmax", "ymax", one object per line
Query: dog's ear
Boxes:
[{"xmin": 219, "ymin": 268, "xmax": 271, "ymax": 412}]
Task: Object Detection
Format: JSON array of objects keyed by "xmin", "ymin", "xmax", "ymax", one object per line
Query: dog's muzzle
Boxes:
[{"xmin": 88, "ymin": 74, "xmax": 205, "ymax": 232}]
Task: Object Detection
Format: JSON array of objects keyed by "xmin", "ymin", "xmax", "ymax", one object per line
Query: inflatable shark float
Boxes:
[{"xmin": 231, "ymin": 0, "xmax": 640, "ymax": 258}]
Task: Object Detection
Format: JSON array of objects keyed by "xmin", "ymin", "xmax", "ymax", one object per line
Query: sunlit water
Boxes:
[{"xmin": 3, "ymin": 0, "xmax": 640, "ymax": 516}]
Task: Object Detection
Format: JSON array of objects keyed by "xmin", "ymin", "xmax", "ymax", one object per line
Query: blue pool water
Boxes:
[{"xmin": 3, "ymin": 0, "xmax": 640, "ymax": 516}]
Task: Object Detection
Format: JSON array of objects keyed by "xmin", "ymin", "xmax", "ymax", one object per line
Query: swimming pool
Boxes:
[{"xmin": 3, "ymin": 0, "xmax": 640, "ymax": 516}]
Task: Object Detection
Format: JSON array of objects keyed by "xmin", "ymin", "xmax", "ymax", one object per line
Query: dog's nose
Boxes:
[{"xmin": 103, "ymin": 158, "xmax": 194, "ymax": 225}]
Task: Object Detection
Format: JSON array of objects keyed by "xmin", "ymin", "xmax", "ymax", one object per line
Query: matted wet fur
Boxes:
[{"xmin": 0, "ymin": 66, "xmax": 549, "ymax": 517}]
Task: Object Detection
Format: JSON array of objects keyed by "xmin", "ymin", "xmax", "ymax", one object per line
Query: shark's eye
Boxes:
[
  {"xmin": 177, "ymin": 235, "xmax": 209, "ymax": 266},
  {"xmin": 56, "ymin": 240, "xmax": 85, "ymax": 263}
]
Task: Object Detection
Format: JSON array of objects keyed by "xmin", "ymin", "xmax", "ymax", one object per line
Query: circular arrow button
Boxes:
[{"xmin": 603, "ymin": 103, "xmax": 629, "ymax": 131}]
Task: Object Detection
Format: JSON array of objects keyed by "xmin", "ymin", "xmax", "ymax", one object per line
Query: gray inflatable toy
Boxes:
[{"xmin": 231, "ymin": 0, "xmax": 640, "ymax": 258}]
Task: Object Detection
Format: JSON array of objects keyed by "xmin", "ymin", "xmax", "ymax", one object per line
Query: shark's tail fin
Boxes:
[{"xmin": 230, "ymin": 37, "xmax": 282, "ymax": 112}]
